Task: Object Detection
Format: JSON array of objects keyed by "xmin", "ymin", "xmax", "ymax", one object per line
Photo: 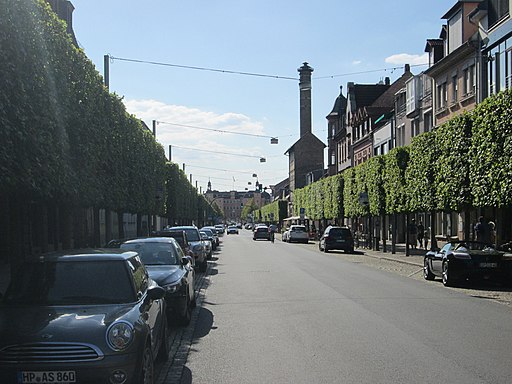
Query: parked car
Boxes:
[
  {"xmin": 319, "ymin": 226, "xmax": 354, "ymax": 253},
  {"xmin": 120, "ymin": 237, "xmax": 196, "ymax": 325},
  {"xmin": 215, "ymin": 224, "xmax": 225, "ymax": 236},
  {"xmin": 151, "ymin": 230, "xmax": 194, "ymax": 266},
  {"xmin": 0, "ymin": 249, "xmax": 168, "ymax": 384},
  {"xmin": 169, "ymin": 226, "xmax": 207, "ymax": 272},
  {"xmin": 423, "ymin": 240, "xmax": 512, "ymax": 287},
  {"xmin": 253, "ymin": 226, "xmax": 271, "ymax": 241},
  {"xmin": 199, "ymin": 231, "xmax": 213, "ymax": 259},
  {"xmin": 282, "ymin": 225, "xmax": 309, "ymax": 243},
  {"xmin": 227, "ymin": 225, "xmax": 239, "ymax": 234},
  {"xmin": 200, "ymin": 227, "xmax": 219, "ymax": 248}
]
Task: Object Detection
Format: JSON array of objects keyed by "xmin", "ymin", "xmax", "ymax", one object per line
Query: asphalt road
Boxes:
[{"xmin": 170, "ymin": 231, "xmax": 512, "ymax": 384}]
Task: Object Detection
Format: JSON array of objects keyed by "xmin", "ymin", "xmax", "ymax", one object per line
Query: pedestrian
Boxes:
[
  {"xmin": 474, "ymin": 216, "xmax": 491, "ymax": 244},
  {"xmin": 489, "ymin": 221, "xmax": 496, "ymax": 245},
  {"xmin": 407, "ymin": 218, "xmax": 418, "ymax": 249},
  {"xmin": 424, "ymin": 226, "xmax": 430, "ymax": 250},
  {"xmin": 417, "ymin": 220, "xmax": 425, "ymax": 249}
]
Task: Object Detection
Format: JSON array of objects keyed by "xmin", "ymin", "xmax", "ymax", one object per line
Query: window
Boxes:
[
  {"xmin": 396, "ymin": 124, "xmax": 405, "ymax": 147},
  {"xmin": 448, "ymin": 10, "xmax": 463, "ymax": 54},
  {"xmin": 411, "ymin": 118, "xmax": 420, "ymax": 138},
  {"xmin": 406, "ymin": 79, "xmax": 416, "ymax": 114},
  {"xmin": 463, "ymin": 65, "xmax": 475, "ymax": 96},
  {"xmin": 451, "ymin": 75, "xmax": 458, "ymax": 103},
  {"xmin": 506, "ymin": 48, "xmax": 512, "ymax": 90},
  {"xmin": 423, "ymin": 111, "xmax": 432, "ymax": 133},
  {"xmin": 437, "ymin": 82, "xmax": 447, "ymax": 110},
  {"xmin": 330, "ymin": 151, "xmax": 335, "ymax": 166},
  {"xmin": 489, "ymin": 0, "xmax": 509, "ymax": 28},
  {"xmin": 489, "ymin": 52, "xmax": 496, "ymax": 95}
]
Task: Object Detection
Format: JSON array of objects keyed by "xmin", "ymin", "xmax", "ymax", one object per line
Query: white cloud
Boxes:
[
  {"xmin": 385, "ymin": 53, "xmax": 428, "ymax": 66},
  {"xmin": 122, "ymin": 98, "xmax": 287, "ymax": 190},
  {"xmin": 352, "ymin": 60, "xmax": 362, "ymax": 65}
]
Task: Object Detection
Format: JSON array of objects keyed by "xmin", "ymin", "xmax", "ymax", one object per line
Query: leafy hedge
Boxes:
[
  {"xmin": 256, "ymin": 200, "xmax": 287, "ymax": 223},
  {"xmin": 1, "ymin": 0, "xmax": 175, "ymax": 215},
  {"xmin": 258, "ymin": 88, "xmax": 512, "ymax": 220}
]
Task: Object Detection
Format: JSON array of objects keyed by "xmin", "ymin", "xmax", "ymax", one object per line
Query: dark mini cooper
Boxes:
[
  {"xmin": 424, "ymin": 241, "xmax": 512, "ymax": 286},
  {"xmin": 0, "ymin": 249, "xmax": 168, "ymax": 384}
]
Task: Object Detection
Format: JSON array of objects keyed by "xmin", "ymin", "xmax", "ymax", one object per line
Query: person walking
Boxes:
[
  {"xmin": 417, "ymin": 221, "xmax": 425, "ymax": 249},
  {"xmin": 407, "ymin": 218, "xmax": 418, "ymax": 249},
  {"xmin": 475, "ymin": 216, "xmax": 491, "ymax": 244}
]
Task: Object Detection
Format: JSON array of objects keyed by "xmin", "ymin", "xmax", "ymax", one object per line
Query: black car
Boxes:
[
  {"xmin": 423, "ymin": 240, "xmax": 512, "ymax": 286},
  {"xmin": 319, "ymin": 226, "xmax": 354, "ymax": 253},
  {"xmin": 0, "ymin": 249, "xmax": 168, "ymax": 384},
  {"xmin": 253, "ymin": 226, "xmax": 271, "ymax": 240},
  {"xmin": 120, "ymin": 237, "xmax": 196, "ymax": 325}
]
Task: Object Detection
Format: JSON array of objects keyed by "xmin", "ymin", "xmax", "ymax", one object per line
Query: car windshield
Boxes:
[
  {"xmin": 329, "ymin": 228, "xmax": 352, "ymax": 239},
  {"xmin": 2, "ymin": 260, "xmax": 135, "ymax": 305},
  {"xmin": 120, "ymin": 242, "xmax": 179, "ymax": 265},
  {"xmin": 454, "ymin": 242, "xmax": 497, "ymax": 252}
]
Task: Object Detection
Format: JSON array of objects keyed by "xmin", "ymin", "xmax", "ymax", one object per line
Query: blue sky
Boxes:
[{"xmin": 72, "ymin": 0, "xmax": 454, "ymax": 194}]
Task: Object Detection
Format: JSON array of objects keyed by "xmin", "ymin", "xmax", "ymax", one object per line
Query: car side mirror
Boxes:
[
  {"xmin": 147, "ymin": 285, "xmax": 165, "ymax": 300},
  {"xmin": 181, "ymin": 257, "xmax": 190, "ymax": 266}
]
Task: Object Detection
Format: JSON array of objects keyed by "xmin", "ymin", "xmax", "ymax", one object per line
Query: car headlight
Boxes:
[
  {"xmin": 163, "ymin": 281, "xmax": 181, "ymax": 293},
  {"xmin": 107, "ymin": 321, "xmax": 133, "ymax": 351}
]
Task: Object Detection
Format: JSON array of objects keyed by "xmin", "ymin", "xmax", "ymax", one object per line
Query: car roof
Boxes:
[
  {"xmin": 30, "ymin": 248, "xmax": 138, "ymax": 262},
  {"xmin": 123, "ymin": 237, "xmax": 178, "ymax": 245},
  {"xmin": 170, "ymin": 226, "xmax": 198, "ymax": 230}
]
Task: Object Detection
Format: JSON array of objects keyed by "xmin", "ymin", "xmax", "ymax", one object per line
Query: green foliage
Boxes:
[
  {"xmin": 405, "ymin": 131, "xmax": 437, "ymax": 212},
  {"xmin": 364, "ymin": 156, "xmax": 385, "ymax": 216},
  {"xmin": 434, "ymin": 113, "xmax": 472, "ymax": 212},
  {"xmin": 256, "ymin": 200, "xmax": 287, "ymax": 223},
  {"xmin": 470, "ymin": 89, "xmax": 512, "ymax": 207},
  {"xmin": 383, "ymin": 147, "xmax": 409, "ymax": 214},
  {"xmin": 0, "ymin": 0, "xmax": 167, "ymax": 215}
]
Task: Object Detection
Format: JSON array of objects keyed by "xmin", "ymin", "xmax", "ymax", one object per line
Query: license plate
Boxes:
[
  {"xmin": 336, "ymin": 239, "xmax": 345, "ymax": 243},
  {"xmin": 18, "ymin": 371, "xmax": 76, "ymax": 384},
  {"xmin": 479, "ymin": 262, "xmax": 498, "ymax": 268}
]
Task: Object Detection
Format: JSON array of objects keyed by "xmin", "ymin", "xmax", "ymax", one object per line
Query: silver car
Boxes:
[{"xmin": 169, "ymin": 226, "xmax": 207, "ymax": 272}]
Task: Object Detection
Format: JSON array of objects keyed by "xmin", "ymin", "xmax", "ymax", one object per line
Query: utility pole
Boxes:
[
  {"xmin": 168, "ymin": 145, "xmax": 172, "ymax": 161},
  {"xmin": 152, "ymin": 120, "xmax": 156, "ymax": 136}
]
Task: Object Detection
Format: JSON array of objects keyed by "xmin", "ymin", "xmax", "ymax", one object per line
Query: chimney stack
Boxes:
[{"xmin": 298, "ymin": 62, "xmax": 314, "ymax": 138}]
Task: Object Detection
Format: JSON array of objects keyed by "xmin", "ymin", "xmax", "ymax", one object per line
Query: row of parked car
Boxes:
[{"xmin": 0, "ymin": 224, "xmax": 226, "ymax": 384}]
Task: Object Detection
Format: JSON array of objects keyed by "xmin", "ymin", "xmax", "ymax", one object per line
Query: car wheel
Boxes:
[
  {"xmin": 157, "ymin": 318, "xmax": 170, "ymax": 362},
  {"xmin": 442, "ymin": 261, "xmax": 455, "ymax": 287},
  {"xmin": 137, "ymin": 343, "xmax": 154, "ymax": 384},
  {"xmin": 423, "ymin": 258, "xmax": 435, "ymax": 281}
]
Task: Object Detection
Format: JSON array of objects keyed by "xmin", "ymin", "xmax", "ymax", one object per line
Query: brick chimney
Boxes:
[
  {"xmin": 298, "ymin": 62, "xmax": 314, "ymax": 138},
  {"xmin": 46, "ymin": 0, "xmax": 77, "ymax": 46}
]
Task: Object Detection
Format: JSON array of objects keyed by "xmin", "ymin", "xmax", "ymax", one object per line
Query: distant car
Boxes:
[
  {"xmin": 227, "ymin": 226, "xmax": 239, "ymax": 234},
  {"xmin": 120, "ymin": 237, "xmax": 196, "ymax": 325},
  {"xmin": 151, "ymin": 229, "xmax": 195, "ymax": 266},
  {"xmin": 253, "ymin": 226, "xmax": 271, "ymax": 241},
  {"xmin": 169, "ymin": 226, "xmax": 208, "ymax": 272},
  {"xmin": 282, "ymin": 225, "xmax": 309, "ymax": 243},
  {"xmin": 0, "ymin": 249, "xmax": 168, "ymax": 384},
  {"xmin": 200, "ymin": 227, "xmax": 219, "ymax": 248},
  {"xmin": 423, "ymin": 241, "xmax": 512, "ymax": 287},
  {"xmin": 199, "ymin": 231, "xmax": 213, "ymax": 259},
  {"xmin": 214, "ymin": 224, "xmax": 225, "ymax": 236},
  {"xmin": 319, "ymin": 226, "xmax": 354, "ymax": 253}
]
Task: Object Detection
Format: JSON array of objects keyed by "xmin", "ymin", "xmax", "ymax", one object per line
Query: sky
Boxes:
[{"xmin": 71, "ymin": 0, "xmax": 455, "ymax": 195}]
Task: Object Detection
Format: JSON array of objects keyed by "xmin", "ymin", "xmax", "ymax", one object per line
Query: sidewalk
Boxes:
[{"xmin": 356, "ymin": 243, "xmax": 425, "ymax": 267}]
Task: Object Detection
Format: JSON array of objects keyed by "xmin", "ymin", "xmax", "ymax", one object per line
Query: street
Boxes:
[{"xmin": 157, "ymin": 230, "xmax": 512, "ymax": 384}]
